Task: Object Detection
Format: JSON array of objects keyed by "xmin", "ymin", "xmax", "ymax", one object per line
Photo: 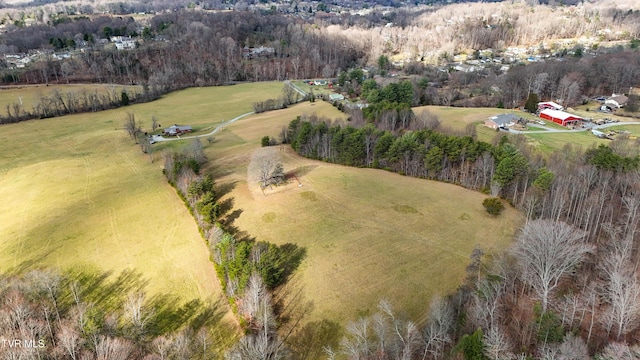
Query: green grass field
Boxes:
[
  {"xmin": 0, "ymin": 83, "xmax": 284, "ymax": 308},
  {"xmin": 208, "ymin": 101, "xmax": 523, "ymax": 324}
]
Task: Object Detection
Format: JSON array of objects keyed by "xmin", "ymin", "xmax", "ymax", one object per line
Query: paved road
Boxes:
[
  {"xmin": 152, "ymin": 111, "xmax": 255, "ymax": 142},
  {"xmin": 509, "ymin": 121, "xmax": 640, "ymax": 134},
  {"xmin": 285, "ymin": 80, "xmax": 308, "ymax": 98}
]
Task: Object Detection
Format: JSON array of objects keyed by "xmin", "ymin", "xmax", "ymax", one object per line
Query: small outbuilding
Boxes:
[
  {"xmin": 537, "ymin": 101, "xmax": 564, "ymax": 112},
  {"xmin": 485, "ymin": 113, "xmax": 518, "ymax": 130},
  {"xmin": 539, "ymin": 109, "xmax": 583, "ymax": 127}
]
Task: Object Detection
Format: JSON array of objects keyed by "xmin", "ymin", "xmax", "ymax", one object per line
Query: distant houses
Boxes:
[
  {"xmin": 110, "ymin": 36, "xmax": 136, "ymax": 50},
  {"xmin": 163, "ymin": 125, "xmax": 193, "ymax": 136}
]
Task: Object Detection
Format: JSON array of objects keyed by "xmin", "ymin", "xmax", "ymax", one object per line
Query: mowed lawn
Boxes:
[
  {"xmin": 209, "ymin": 101, "xmax": 524, "ymax": 324},
  {"xmin": 0, "ymin": 83, "xmax": 283, "ymax": 304}
]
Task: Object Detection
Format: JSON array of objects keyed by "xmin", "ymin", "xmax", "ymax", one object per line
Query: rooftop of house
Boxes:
[{"xmin": 489, "ymin": 113, "xmax": 518, "ymax": 126}]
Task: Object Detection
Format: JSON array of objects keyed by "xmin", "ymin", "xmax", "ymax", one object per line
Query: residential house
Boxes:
[
  {"xmin": 163, "ymin": 125, "xmax": 193, "ymax": 136},
  {"xmin": 605, "ymin": 94, "xmax": 628, "ymax": 109},
  {"xmin": 485, "ymin": 114, "xmax": 517, "ymax": 130}
]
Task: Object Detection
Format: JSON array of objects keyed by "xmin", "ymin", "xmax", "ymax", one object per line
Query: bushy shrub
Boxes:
[{"xmin": 483, "ymin": 197, "xmax": 504, "ymax": 215}]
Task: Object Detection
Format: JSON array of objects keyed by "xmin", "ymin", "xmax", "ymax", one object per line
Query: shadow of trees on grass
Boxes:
[{"xmin": 0, "ymin": 266, "xmax": 234, "ymax": 359}]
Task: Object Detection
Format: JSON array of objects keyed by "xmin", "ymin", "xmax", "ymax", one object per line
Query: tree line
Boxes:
[
  {"xmin": 161, "ymin": 140, "xmax": 308, "ymax": 358},
  {"xmin": 0, "ymin": 87, "xmax": 151, "ymax": 125}
]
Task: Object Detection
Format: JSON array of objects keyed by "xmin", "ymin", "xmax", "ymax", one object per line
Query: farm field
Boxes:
[
  {"xmin": 0, "ymin": 83, "xmax": 141, "ymax": 114},
  {"xmin": 0, "ymin": 83, "xmax": 283, "ymax": 307},
  {"xmin": 208, "ymin": 101, "xmax": 524, "ymax": 324}
]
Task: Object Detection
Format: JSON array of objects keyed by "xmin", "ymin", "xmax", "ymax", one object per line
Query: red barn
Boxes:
[{"xmin": 539, "ymin": 109, "xmax": 583, "ymax": 127}]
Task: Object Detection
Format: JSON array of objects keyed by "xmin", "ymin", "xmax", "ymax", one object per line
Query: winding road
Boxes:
[
  {"xmin": 151, "ymin": 111, "xmax": 255, "ymax": 142},
  {"xmin": 153, "ymin": 82, "xmax": 308, "ymax": 143}
]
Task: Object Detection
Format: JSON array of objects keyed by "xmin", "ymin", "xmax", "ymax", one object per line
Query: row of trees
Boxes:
[
  {"xmin": 160, "ymin": 141, "xmax": 310, "ymax": 357},
  {"xmin": 0, "ymin": 87, "xmax": 145, "ymax": 124}
]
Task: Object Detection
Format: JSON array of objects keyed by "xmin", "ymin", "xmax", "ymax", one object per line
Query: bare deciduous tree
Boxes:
[
  {"xmin": 94, "ymin": 335, "xmax": 134, "ymax": 360},
  {"xmin": 483, "ymin": 326, "xmax": 514, "ymax": 360},
  {"xmin": 229, "ymin": 273, "xmax": 284, "ymax": 360},
  {"xmin": 151, "ymin": 116, "xmax": 159, "ymax": 132},
  {"xmin": 556, "ymin": 333, "xmax": 589, "ymax": 360},
  {"xmin": 598, "ymin": 342, "xmax": 640, "ymax": 360},
  {"xmin": 248, "ymin": 148, "xmax": 286, "ymax": 192},
  {"xmin": 123, "ymin": 292, "xmax": 153, "ymax": 340},
  {"xmin": 188, "ymin": 138, "xmax": 206, "ymax": 165},
  {"xmin": 57, "ymin": 320, "xmax": 82, "ymax": 360},
  {"xmin": 421, "ymin": 296, "xmax": 454, "ymax": 360},
  {"xmin": 600, "ymin": 232, "xmax": 640, "ymax": 340},
  {"xmin": 124, "ymin": 112, "xmax": 141, "ymax": 143},
  {"xmin": 512, "ymin": 219, "xmax": 593, "ymax": 312}
]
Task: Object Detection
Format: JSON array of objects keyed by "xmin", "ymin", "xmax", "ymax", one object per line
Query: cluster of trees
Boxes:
[
  {"xmin": 494, "ymin": 51, "xmax": 640, "ymax": 109},
  {"xmin": 326, "ymin": 298, "xmax": 455, "ymax": 359},
  {"xmin": 288, "ymin": 114, "xmax": 499, "ymax": 188},
  {"xmin": 0, "ymin": 268, "xmax": 233, "ymax": 359}
]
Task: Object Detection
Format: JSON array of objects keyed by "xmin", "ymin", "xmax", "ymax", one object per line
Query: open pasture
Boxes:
[
  {"xmin": 0, "ymin": 83, "xmax": 285, "ymax": 304},
  {"xmin": 208, "ymin": 101, "xmax": 523, "ymax": 324}
]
